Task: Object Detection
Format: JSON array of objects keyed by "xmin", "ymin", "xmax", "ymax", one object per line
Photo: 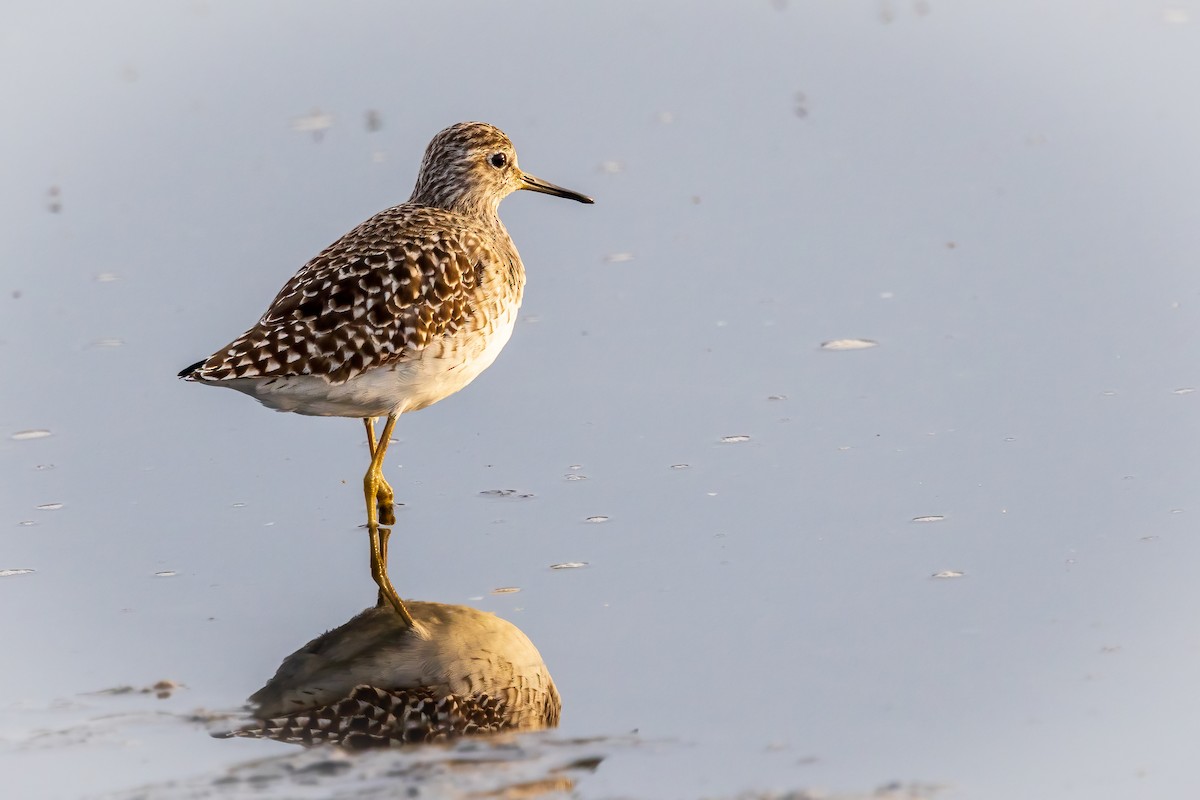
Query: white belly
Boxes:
[{"xmin": 212, "ymin": 311, "xmax": 519, "ymax": 418}]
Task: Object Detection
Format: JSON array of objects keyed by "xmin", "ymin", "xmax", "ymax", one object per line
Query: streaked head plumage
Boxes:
[{"xmin": 409, "ymin": 122, "xmax": 593, "ymax": 214}]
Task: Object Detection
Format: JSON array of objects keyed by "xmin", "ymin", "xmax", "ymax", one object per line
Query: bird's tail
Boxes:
[{"xmin": 178, "ymin": 359, "xmax": 206, "ymax": 379}]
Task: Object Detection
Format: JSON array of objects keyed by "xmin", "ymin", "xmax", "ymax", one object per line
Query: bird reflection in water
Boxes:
[{"xmin": 218, "ymin": 529, "xmax": 559, "ymax": 749}]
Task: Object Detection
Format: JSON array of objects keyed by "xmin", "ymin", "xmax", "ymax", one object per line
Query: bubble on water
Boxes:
[
  {"xmin": 1173, "ymin": 387, "xmax": 1195, "ymax": 395},
  {"xmin": 36, "ymin": 503, "xmax": 64, "ymax": 511},
  {"xmin": 17, "ymin": 520, "xmax": 36, "ymax": 527},
  {"xmin": 911, "ymin": 515, "xmax": 945, "ymax": 523},
  {"xmin": 670, "ymin": 463, "xmax": 690, "ymax": 469},
  {"xmin": 793, "ymin": 91, "xmax": 808, "ymax": 118},
  {"xmin": 292, "ymin": 109, "xmax": 334, "ymax": 136},
  {"xmin": 90, "ymin": 338, "xmax": 124, "ymax": 348},
  {"xmin": 767, "ymin": 395, "xmax": 787, "ymax": 401},
  {"xmin": 564, "ymin": 474, "xmax": 588, "ymax": 481},
  {"xmin": 0, "ymin": 569, "xmax": 34, "ymax": 578},
  {"xmin": 820, "ymin": 339, "xmax": 878, "ymax": 351},
  {"xmin": 34, "ymin": 464, "xmax": 55, "ymax": 470},
  {"xmin": 154, "ymin": 571, "xmax": 177, "ymax": 577},
  {"xmin": 931, "ymin": 570, "xmax": 964, "ymax": 579},
  {"xmin": 585, "ymin": 516, "xmax": 609, "ymax": 523},
  {"xmin": 231, "ymin": 502, "xmax": 247, "ymax": 508},
  {"xmin": 721, "ymin": 435, "xmax": 751, "ymax": 443},
  {"xmin": 11, "ymin": 429, "xmax": 52, "ymax": 441},
  {"xmin": 491, "ymin": 586, "xmax": 521, "ymax": 595},
  {"xmin": 550, "ymin": 562, "xmax": 588, "ymax": 570}
]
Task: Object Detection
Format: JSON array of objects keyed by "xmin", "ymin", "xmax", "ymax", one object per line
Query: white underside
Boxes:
[{"xmin": 202, "ymin": 313, "xmax": 518, "ymax": 418}]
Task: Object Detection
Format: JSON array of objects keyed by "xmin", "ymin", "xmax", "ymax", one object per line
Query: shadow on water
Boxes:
[
  {"xmin": 217, "ymin": 593, "xmax": 561, "ymax": 748},
  {"xmin": 161, "ymin": 524, "xmax": 610, "ymax": 799}
]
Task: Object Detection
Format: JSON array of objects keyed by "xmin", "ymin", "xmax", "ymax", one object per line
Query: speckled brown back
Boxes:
[{"xmin": 184, "ymin": 206, "xmax": 521, "ymax": 386}]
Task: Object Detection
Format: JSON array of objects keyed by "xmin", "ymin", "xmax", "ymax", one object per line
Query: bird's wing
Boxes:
[{"xmin": 185, "ymin": 207, "xmax": 512, "ymax": 385}]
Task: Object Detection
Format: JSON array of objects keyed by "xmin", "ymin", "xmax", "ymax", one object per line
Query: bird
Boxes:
[
  {"xmin": 179, "ymin": 122, "xmax": 593, "ymax": 615},
  {"xmin": 216, "ymin": 595, "xmax": 561, "ymax": 748}
]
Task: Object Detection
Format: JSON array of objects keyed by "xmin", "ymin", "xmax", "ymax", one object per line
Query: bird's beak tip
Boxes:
[{"xmin": 520, "ymin": 172, "xmax": 594, "ymax": 205}]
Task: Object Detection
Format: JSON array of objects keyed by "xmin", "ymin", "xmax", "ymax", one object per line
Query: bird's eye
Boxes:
[{"xmin": 489, "ymin": 152, "xmax": 508, "ymax": 169}]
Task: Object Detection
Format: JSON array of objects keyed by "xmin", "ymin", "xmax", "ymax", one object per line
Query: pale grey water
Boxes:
[{"xmin": 3, "ymin": 1, "xmax": 1200, "ymax": 798}]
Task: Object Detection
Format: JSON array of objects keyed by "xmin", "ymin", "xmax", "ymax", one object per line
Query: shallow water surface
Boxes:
[{"xmin": 4, "ymin": 2, "xmax": 1200, "ymax": 798}]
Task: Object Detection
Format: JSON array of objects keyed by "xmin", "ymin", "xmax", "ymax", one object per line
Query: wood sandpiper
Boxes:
[{"xmin": 180, "ymin": 122, "xmax": 593, "ymax": 615}]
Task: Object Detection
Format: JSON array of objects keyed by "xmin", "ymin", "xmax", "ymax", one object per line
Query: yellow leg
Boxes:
[
  {"xmin": 364, "ymin": 414, "xmax": 409, "ymax": 621},
  {"xmin": 369, "ymin": 524, "xmax": 412, "ymax": 625},
  {"xmin": 363, "ymin": 418, "xmax": 396, "ymax": 526},
  {"xmin": 374, "ymin": 527, "xmax": 402, "ymax": 613},
  {"xmin": 363, "ymin": 414, "xmax": 397, "ymax": 529}
]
